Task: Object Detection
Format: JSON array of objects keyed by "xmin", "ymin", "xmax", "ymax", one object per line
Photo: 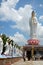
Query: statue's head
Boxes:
[{"xmin": 32, "ymin": 11, "xmax": 35, "ymax": 17}]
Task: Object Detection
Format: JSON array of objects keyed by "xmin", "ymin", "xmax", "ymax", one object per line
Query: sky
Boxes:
[{"xmin": 0, "ymin": 0, "xmax": 43, "ymax": 46}]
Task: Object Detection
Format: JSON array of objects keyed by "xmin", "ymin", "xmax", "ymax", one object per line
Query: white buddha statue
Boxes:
[{"xmin": 29, "ymin": 11, "xmax": 38, "ymax": 39}]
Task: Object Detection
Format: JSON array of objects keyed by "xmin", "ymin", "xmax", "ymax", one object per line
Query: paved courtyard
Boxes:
[{"xmin": 12, "ymin": 59, "xmax": 43, "ymax": 65}]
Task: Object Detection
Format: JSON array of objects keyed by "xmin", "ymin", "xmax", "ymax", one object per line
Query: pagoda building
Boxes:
[{"xmin": 23, "ymin": 11, "xmax": 43, "ymax": 60}]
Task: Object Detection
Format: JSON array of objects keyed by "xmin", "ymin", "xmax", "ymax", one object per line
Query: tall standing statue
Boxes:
[{"xmin": 29, "ymin": 11, "xmax": 38, "ymax": 39}]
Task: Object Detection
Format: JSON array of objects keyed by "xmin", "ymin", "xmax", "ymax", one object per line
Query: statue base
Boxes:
[{"xmin": 27, "ymin": 39, "xmax": 39, "ymax": 45}]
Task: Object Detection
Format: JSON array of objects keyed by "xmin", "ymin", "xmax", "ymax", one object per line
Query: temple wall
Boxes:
[{"xmin": 0, "ymin": 57, "xmax": 22, "ymax": 65}]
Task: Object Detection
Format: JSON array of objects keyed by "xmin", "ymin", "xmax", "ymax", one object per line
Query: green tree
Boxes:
[
  {"xmin": 1, "ymin": 34, "xmax": 8, "ymax": 54},
  {"xmin": 10, "ymin": 40, "xmax": 14, "ymax": 46}
]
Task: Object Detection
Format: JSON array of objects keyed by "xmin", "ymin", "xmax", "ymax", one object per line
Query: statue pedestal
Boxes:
[
  {"xmin": 27, "ymin": 39, "xmax": 39, "ymax": 45},
  {"xmin": 27, "ymin": 39, "xmax": 39, "ymax": 60}
]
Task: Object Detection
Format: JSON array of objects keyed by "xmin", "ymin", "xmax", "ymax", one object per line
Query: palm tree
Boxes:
[
  {"xmin": 14, "ymin": 43, "xmax": 21, "ymax": 50},
  {"xmin": 7, "ymin": 39, "xmax": 14, "ymax": 56},
  {"xmin": 1, "ymin": 34, "xmax": 8, "ymax": 54},
  {"xmin": 10, "ymin": 40, "xmax": 14, "ymax": 47}
]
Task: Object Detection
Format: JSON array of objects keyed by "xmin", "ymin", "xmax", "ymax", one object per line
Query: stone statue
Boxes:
[{"xmin": 29, "ymin": 11, "xmax": 38, "ymax": 39}]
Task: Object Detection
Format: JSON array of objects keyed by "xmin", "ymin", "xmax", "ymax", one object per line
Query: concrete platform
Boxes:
[{"xmin": 12, "ymin": 59, "xmax": 43, "ymax": 65}]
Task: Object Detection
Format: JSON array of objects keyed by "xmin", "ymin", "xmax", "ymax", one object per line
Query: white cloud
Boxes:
[
  {"xmin": 7, "ymin": 0, "xmax": 19, "ymax": 8},
  {"xmin": 39, "ymin": 38, "xmax": 43, "ymax": 45},
  {"xmin": 2, "ymin": 0, "xmax": 19, "ymax": 8},
  {"xmin": 11, "ymin": 5, "xmax": 33, "ymax": 35},
  {"xmin": 10, "ymin": 32, "xmax": 27, "ymax": 46},
  {"xmin": 39, "ymin": 15, "xmax": 43, "ymax": 21},
  {"xmin": 36, "ymin": 23, "xmax": 43, "ymax": 45},
  {"xmin": 0, "ymin": 0, "xmax": 22, "ymax": 21},
  {"xmin": 40, "ymin": 4, "xmax": 43, "ymax": 7},
  {"xmin": 0, "ymin": 0, "xmax": 32, "ymax": 35},
  {"xmin": 37, "ymin": 23, "xmax": 43, "ymax": 38}
]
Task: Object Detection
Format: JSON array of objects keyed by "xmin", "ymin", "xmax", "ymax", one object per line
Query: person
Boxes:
[{"xmin": 23, "ymin": 50, "xmax": 26, "ymax": 61}]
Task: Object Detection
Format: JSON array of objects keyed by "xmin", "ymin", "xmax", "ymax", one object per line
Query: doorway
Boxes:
[{"xmin": 26, "ymin": 50, "xmax": 31, "ymax": 60}]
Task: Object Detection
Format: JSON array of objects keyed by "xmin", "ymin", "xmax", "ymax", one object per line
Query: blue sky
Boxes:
[{"xmin": 0, "ymin": 0, "xmax": 43, "ymax": 45}]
